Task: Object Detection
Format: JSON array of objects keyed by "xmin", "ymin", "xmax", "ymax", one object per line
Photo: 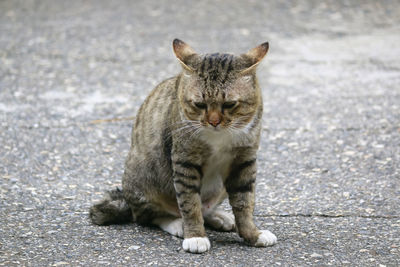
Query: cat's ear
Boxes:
[
  {"xmin": 240, "ymin": 42, "xmax": 269, "ymax": 75},
  {"xmin": 173, "ymin": 39, "xmax": 197, "ymax": 72}
]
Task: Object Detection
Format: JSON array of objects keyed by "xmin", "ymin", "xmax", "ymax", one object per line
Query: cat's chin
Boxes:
[
  {"xmin": 204, "ymin": 125, "xmax": 223, "ymax": 132},
  {"xmin": 204, "ymin": 127, "xmax": 222, "ymax": 134}
]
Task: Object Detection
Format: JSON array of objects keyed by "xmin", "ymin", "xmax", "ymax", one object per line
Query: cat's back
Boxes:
[{"xmin": 130, "ymin": 76, "xmax": 178, "ymax": 151}]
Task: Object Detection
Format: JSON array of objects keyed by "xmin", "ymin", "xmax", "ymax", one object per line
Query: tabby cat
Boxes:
[{"xmin": 90, "ymin": 39, "xmax": 277, "ymax": 253}]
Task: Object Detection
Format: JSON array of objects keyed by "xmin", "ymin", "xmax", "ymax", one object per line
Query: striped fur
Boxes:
[{"xmin": 90, "ymin": 39, "xmax": 274, "ymax": 253}]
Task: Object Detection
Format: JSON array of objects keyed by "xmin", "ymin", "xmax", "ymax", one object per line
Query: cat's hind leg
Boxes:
[
  {"xmin": 89, "ymin": 188, "xmax": 132, "ymax": 225},
  {"xmin": 152, "ymin": 217, "xmax": 184, "ymax": 238},
  {"xmin": 204, "ymin": 208, "xmax": 236, "ymax": 232}
]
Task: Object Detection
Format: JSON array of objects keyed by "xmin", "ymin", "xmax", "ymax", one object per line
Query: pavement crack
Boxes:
[
  {"xmin": 262, "ymin": 125, "xmax": 396, "ymax": 133},
  {"xmin": 255, "ymin": 213, "xmax": 400, "ymax": 219}
]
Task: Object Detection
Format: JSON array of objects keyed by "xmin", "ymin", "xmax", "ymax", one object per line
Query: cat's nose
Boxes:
[
  {"xmin": 209, "ymin": 119, "xmax": 220, "ymax": 127},
  {"xmin": 208, "ymin": 112, "xmax": 221, "ymax": 127}
]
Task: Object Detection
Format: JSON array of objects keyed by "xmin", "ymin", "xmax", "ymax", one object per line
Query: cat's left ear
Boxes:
[
  {"xmin": 240, "ymin": 42, "xmax": 269, "ymax": 75},
  {"xmin": 173, "ymin": 39, "xmax": 198, "ymax": 72}
]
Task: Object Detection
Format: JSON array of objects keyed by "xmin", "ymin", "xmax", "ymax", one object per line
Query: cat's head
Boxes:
[{"xmin": 173, "ymin": 39, "xmax": 268, "ymax": 133}]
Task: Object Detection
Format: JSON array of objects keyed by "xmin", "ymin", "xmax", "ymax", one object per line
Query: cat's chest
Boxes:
[
  {"xmin": 201, "ymin": 129, "xmax": 235, "ymax": 177},
  {"xmin": 200, "ymin": 130, "xmax": 235, "ymax": 198},
  {"xmin": 203, "ymin": 148, "xmax": 233, "ymax": 181}
]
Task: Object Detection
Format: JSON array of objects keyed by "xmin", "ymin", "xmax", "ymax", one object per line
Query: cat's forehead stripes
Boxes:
[
  {"xmin": 197, "ymin": 53, "xmax": 235, "ymax": 87},
  {"xmin": 193, "ymin": 53, "xmax": 236, "ymax": 99}
]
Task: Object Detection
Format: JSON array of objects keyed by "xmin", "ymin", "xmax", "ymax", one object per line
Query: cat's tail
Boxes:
[{"xmin": 89, "ymin": 188, "xmax": 132, "ymax": 225}]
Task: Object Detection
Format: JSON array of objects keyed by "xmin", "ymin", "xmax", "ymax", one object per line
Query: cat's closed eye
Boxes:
[
  {"xmin": 222, "ymin": 101, "xmax": 237, "ymax": 109},
  {"xmin": 194, "ymin": 102, "xmax": 207, "ymax": 109}
]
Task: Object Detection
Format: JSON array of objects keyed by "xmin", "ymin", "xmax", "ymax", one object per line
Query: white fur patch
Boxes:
[
  {"xmin": 182, "ymin": 237, "xmax": 211, "ymax": 253},
  {"xmin": 200, "ymin": 129, "xmax": 234, "ymax": 203},
  {"xmin": 152, "ymin": 217, "xmax": 183, "ymax": 238},
  {"xmin": 201, "ymin": 128, "xmax": 234, "ymax": 151},
  {"xmin": 254, "ymin": 230, "xmax": 277, "ymax": 247},
  {"xmin": 204, "ymin": 209, "xmax": 235, "ymax": 231}
]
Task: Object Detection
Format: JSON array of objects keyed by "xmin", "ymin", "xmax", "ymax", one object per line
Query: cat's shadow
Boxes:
[
  {"xmin": 208, "ymin": 230, "xmax": 247, "ymax": 247},
  {"xmin": 109, "ymin": 222, "xmax": 249, "ymax": 249}
]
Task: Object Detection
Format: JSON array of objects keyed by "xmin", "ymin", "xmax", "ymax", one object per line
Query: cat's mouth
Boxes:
[{"xmin": 204, "ymin": 124, "xmax": 225, "ymax": 132}]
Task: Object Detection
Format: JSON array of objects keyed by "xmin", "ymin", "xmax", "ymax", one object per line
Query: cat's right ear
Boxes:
[
  {"xmin": 173, "ymin": 39, "xmax": 197, "ymax": 72},
  {"xmin": 239, "ymin": 42, "xmax": 269, "ymax": 75}
]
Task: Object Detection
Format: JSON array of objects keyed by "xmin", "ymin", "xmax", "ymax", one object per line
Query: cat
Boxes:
[{"xmin": 89, "ymin": 39, "xmax": 277, "ymax": 253}]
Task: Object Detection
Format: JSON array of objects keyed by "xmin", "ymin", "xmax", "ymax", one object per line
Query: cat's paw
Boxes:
[
  {"xmin": 204, "ymin": 210, "xmax": 236, "ymax": 232},
  {"xmin": 254, "ymin": 230, "xmax": 277, "ymax": 247},
  {"xmin": 153, "ymin": 217, "xmax": 184, "ymax": 238},
  {"xmin": 182, "ymin": 237, "xmax": 211, "ymax": 253}
]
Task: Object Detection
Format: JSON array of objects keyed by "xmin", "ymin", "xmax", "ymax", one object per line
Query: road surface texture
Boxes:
[{"xmin": 1, "ymin": 0, "xmax": 399, "ymax": 266}]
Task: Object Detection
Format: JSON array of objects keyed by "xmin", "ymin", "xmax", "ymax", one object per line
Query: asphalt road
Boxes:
[{"xmin": 1, "ymin": 0, "xmax": 399, "ymax": 266}]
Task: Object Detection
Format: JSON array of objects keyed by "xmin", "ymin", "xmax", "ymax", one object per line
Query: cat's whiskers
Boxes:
[
  {"xmin": 162, "ymin": 123, "xmax": 195, "ymax": 144},
  {"xmin": 227, "ymin": 115, "xmax": 258, "ymax": 145},
  {"xmin": 231, "ymin": 115, "xmax": 253, "ymax": 132},
  {"xmin": 166, "ymin": 119, "xmax": 201, "ymax": 138},
  {"xmin": 169, "ymin": 120, "xmax": 204, "ymax": 146},
  {"xmin": 172, "ymin": 125, "xmax": 199, "ymax": 140},
  {"xmin": 224, "ymin": 125, "xmax": 235, "ymax": 140},
  {"xmin": 169, "ymin": 119, "xmax": 199, "ymax": 128},
  {"xmin": 172, "ymin": 124, "xmax": 198, "ymax": 135},
  {"xmin": 183, "ymin": 124, "xmax": 203, "ymax": 147}
]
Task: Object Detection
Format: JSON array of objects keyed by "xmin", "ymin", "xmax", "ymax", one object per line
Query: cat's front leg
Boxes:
[
  {"xmin": 225, "ymin": 157, "xmax": 277, "ymax": 247},
  {"xmin": 173, "ymin": 160, "xmax": 210, "ymax": 253}
]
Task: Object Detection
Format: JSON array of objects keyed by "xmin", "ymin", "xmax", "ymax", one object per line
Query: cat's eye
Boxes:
[
  {"xmin": 222, "ymin": 101, "xmax": 237, "ymax": 109},
  {"xmin": 194, "ymin": 102, "xmax": 207, "ymax": 109}
]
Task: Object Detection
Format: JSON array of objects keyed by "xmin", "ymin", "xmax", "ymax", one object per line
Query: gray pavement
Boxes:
[{"xmin": 1, "ymin": 0, "xmax": 399, "ymax": 266}]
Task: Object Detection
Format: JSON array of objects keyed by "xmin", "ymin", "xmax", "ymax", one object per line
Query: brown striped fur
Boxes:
[{"xmin": 90, "ymin": 39, "xmax": 272, "ymax": 252}]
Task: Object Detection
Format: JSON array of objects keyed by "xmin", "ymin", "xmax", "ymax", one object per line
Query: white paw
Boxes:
[
  {"xmin": 205, "ymin": 210, "xmax": 236, "ymax": 231},
  {"xmin": 182, "ymin": 237, "xmax": 211, "ymax": 253},
  {"xmin": 255, "ymin": 230, "xmax": 277, "ymax": 247},
  {"xmin": 153, "ymin": 217, "xmax": 183, "ymax": 238}
]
